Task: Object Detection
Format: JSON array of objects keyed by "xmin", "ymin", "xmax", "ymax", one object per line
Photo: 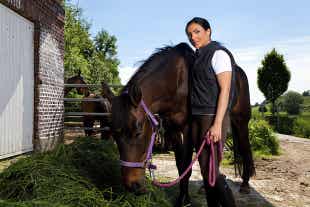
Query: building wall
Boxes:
[{"xmin": 0, "ymin": 0, "xmax": 65, "ymax": 152}]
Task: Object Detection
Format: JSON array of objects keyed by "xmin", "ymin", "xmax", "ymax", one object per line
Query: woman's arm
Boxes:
[{"xmin": 208, "ymin": 71, "xmax": 231, "ymax": 142}]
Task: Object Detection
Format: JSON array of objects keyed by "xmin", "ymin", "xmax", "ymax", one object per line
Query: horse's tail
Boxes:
[{"xmin": 230, "ymin": 66, "xmax": 256, "ymax": 180}]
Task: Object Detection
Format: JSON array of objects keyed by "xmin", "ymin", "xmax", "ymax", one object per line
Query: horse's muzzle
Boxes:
[{"xmin": 121, "ymin": 167, "xmax": 147, "ymax": 195}]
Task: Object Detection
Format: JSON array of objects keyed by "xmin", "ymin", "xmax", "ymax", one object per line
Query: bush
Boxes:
[
  {"xmin": 293, "ymin": 118, "xmax": 310, "ymax": 138},
  {"xmin": 225, "ymin": 119, "xmax": 280, "ymax": 162},
  {"xmin": 282, "ymin": 91, "xmax": 304, "ymax": 115},
  {"xmin": 258, "ymin": 105, "xmax": 267, "ymax": 113},
  {"xmin": 302, "ymin": 90, "xmax": 310, "ymax": 96},
  {"xmin": 249, "ymin": 119, "xmax": 280, "ymax": 155},
  {"xmin": 265, "ymin": 115, "xmax": 295, "ymax": 134}
]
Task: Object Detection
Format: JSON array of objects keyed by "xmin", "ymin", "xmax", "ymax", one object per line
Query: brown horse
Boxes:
[
  {"xmin": 111, "ymin": 43, "xmax": 255, "ymax": 206},
  {"xmin": 81, "ymin": 82, "xmax": 113, "ymax": 139},
  {"xmin": 64, "ymin": 71, "xmax": 89, "ymax": 96},
  {"xmin": 65, "ymin": 73, "xmax": 113, "ymax": 139}
]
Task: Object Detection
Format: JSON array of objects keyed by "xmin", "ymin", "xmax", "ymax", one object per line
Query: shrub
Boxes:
[
  {"xmin": 258, "ymin": 105, "xmax": 267, "ymax": 113},
  {"xmin": 249, "ymin": 119, "xmax": 280, "ymax": 155},
  {"xmin": 302, "ymin": 90, "xmax": 310, "ymax": 96},
  {"xmin": 282, "ymin": 91, "xmax": 304, "ymax": 115},
  {"xmin": 293, "ymin": 118, "xmax": 310, "ymax": 138},
  {"xmin": 265, "ymin": 115, "xmax": 295, "ymax": 134},
  {"xmin": 225, "ymin": 119, "xmax": 280, "ymax": 162}
]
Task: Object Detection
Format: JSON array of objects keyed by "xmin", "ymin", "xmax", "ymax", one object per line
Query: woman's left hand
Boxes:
[{"xmin": 208, "ymin": 123, "xmax": 222, "ymax": 142}]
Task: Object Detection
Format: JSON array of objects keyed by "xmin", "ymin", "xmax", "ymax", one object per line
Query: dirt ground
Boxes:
[
  {"xmin": 153, "ymin": 134, "xmax": 310, "ymax": 207},
  {"xmin": 1, "ymin": 132, "xmax": 309, "ymax": 207}
]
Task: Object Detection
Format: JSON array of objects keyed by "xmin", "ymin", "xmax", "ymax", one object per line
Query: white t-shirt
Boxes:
[{"xmin": 211, "ymin": 50, "xmax": 232, "ymax": 74}]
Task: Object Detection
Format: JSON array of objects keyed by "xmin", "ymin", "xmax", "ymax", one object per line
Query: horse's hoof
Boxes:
[{"xmin": 239, "ymin": 182, "xmax": 250, "ymax": 194}]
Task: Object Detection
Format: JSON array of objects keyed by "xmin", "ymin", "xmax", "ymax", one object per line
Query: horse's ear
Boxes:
[
  {"xmin": 77, "ymin": 69, "xmax": 81, "ymax": 76},
  {"xmin": 128, "ymin": 83, "xmax": 142, "ymax": 107}
]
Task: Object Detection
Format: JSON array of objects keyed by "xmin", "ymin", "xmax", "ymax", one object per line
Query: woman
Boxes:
[{"xmin": 186, "ymin": 17, "xmax": 237, "ymax": 207}]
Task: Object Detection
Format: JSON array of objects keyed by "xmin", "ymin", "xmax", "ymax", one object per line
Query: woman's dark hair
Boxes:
[{"xmin": 185, "ymin": 17, "xmax": 211, "ymax": 34}]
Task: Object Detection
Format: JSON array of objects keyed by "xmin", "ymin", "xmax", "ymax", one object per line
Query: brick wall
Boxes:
[{"xmin": 0, "ymin": 0, "xmax": 65, "ymax": 151}]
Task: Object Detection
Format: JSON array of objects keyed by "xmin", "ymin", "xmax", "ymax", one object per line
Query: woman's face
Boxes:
[{"xmin": 186, "ymin": 23, "xmax": 211, "ymax": 49}]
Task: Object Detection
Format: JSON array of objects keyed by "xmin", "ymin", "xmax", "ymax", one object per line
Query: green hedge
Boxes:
[
  {"xmin": 264, "ymin": 115, "xmax": 310, "ymax": 138},
  {"xmin": 265, "ymin": 115, "xmax": 295, "ymax": 134},
  {"xmin": 249, "ymin": 119, "xmax": 280, "ymax": 155},
  {"xmin": 293, "ymin": 118, "xmax": 310, "ymax": 138}
]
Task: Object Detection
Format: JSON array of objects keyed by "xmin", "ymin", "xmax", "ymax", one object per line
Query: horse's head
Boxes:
[
  {"xmin": 65, "ymin": 72, "xmax": 89, "ymax": 96},
  {"xmin": 111, "ymin": 83, "xmax": 153, "ymax": 194},
  {"xmin": 111, "ymin": 43, "xmax": 194, "ymax": 193},
  {"xmin": 101, "ymin": 81, "xmax": 115, "ymax": 102}
]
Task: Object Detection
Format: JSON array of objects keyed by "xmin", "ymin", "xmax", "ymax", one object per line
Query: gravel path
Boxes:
[{"xmin": 152, "ymin": 134, "xmax": 310, "ymax": 207}]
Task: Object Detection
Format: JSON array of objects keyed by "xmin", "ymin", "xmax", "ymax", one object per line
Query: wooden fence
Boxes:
[{"xmin": 64, "ymin": 83, "xmax": 122, "ymax": 134}]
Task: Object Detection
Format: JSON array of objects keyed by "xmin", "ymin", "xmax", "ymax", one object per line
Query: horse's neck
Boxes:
[
  {"xmin": 103, "ymin": 90, "xmax": 114, "ymax": 103},
  {"xmin": 141, "ymin": 67, "xmax": 187, "ymax": 115}
]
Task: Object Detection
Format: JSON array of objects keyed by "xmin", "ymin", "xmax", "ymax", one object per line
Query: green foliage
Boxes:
[
  {"xmin": 301, "ymin": 96, "xmax": 310, "ymax": 113},
  {"xmin": 252, "ymin": 96, "xmax": 310, "ymax": 138},
  {"xmin": 225, "ymin": 119, "xmax": 280, "ymax": 163},
  {"xmin": 293, "ymin": 118, "xmax": 310, "ymax": 138},
  {"xmin": 282, "ymin": 91, "xmax": 304, "ymax": 115},
  {"xmin": 249, "ymin": 119, "xmax": 280, "ymax": 155},
  {"xmin": 257, "ymin": 48, "xmax": 290, "ymax": 116},
  {"xmin": 302, "ymin": 90, "xmax": 310, "ymax": 96},
  {"xmin": 251, "ymin": 106, "xmax": 260, "ymax": 120},
  {"xmin": 258, "ymin": 105, "xmax": 267, "ymax": 113},
  {"xmin": 265, "ymin": 115, "xmax": 296, "ymax": 134},
  {"xmin": 0, "ymin": 139, "xmax": 172, "ymax": 207},
  {"xmin": 64, "ymin": 3, "xmax": 120, "ymax": 85},
  {"xmin": 64, "ymin": 4, "xmax": 93, "ymax": 80}
]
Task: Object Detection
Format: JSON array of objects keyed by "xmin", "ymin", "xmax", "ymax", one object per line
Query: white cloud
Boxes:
[
  {"xmin": 118, "ymin": 66, "xmax": 137, "ymax": 85},
  {"xmin": 233, "ymin": 36, "xmax": 310, "ymax": 105}
]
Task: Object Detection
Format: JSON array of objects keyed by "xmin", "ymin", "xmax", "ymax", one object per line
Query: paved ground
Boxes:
[{"xmin": 152, "ymin": 134, "xmax": 310, "ymax": 207}]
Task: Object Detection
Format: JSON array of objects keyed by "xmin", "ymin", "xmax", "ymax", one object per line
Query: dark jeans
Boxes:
[{"xmin": 191, "ymin": 114, "xmax": 236, "ymax": 207}]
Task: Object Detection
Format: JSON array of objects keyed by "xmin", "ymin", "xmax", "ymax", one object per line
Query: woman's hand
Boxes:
[{"xmin": 208, "ymin": 122, "xmax": 222, "ymax": 142}]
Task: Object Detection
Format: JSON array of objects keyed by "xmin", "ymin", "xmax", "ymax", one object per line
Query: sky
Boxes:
[{"xmin": 70, "ymin": 0, "xmax": 310, "ymax": 104}]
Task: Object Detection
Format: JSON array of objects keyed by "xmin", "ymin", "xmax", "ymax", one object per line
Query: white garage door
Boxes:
[{"xmin": 0, "ymin": 3, "xmax": 34, "ymax": 159}]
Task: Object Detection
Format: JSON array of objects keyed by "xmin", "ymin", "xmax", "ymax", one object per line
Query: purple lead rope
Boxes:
[
  {"xmin": 152, "ymin": 132, "xmax": 223, "ymax": 188},
  {"xmin": 205, "ymin": 132, "xmax": 223, "ymax": 187},
  {"xmin": 119, "ymin": 96, "xmax": 223, "ymax": 188}
]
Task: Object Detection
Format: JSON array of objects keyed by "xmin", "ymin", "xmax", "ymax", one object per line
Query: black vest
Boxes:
[{"xmin": 191, "ymin": 41, "xmax": 236, "ymax": 114}]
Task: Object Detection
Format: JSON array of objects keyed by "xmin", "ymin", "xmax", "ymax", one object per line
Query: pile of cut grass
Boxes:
[{"xmin": 0, "ymin": 138, "xmax": 172, "ymax": 207}]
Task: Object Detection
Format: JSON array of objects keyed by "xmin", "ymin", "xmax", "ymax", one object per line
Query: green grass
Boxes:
[{"xmin": 0, "ymin": 138, "xmax": 172, "ymax": 207}]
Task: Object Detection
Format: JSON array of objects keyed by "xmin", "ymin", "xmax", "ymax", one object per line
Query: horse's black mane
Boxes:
[
  {"xmin": 112, "ymin": 43, "xmax": 194, "ymax": 132},
  {"xmin": 122, "ymin": 42, "xmax": 194, "ymax": 92}
]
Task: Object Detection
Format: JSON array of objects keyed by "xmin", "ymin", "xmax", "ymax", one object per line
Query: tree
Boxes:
[
  {"xmin": 302, "ymin": 90, "xmax": 310, "ymax": 96},
  {"xmin": 64, "ymin": 3, "xmax": 120, "ymax": 85},
  {"xmin": 257, "ymin": 48, "xmax": 290, "ymax": 117},
  {"xmin": 64, "ymin": 4, "xmax": 93, "ymax": 80},
  {"xmin": 93, "ymin": 30, "xmax": 120, "ymax": 84},
  {"xmin": 282, "ymin": 91, "xmax": 304, "ymax": 115}
]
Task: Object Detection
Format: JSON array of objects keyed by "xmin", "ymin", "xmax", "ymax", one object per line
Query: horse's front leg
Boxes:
[{"xmin": 170, "ymin": 126, "xmax": 193, "ymax": 207}]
